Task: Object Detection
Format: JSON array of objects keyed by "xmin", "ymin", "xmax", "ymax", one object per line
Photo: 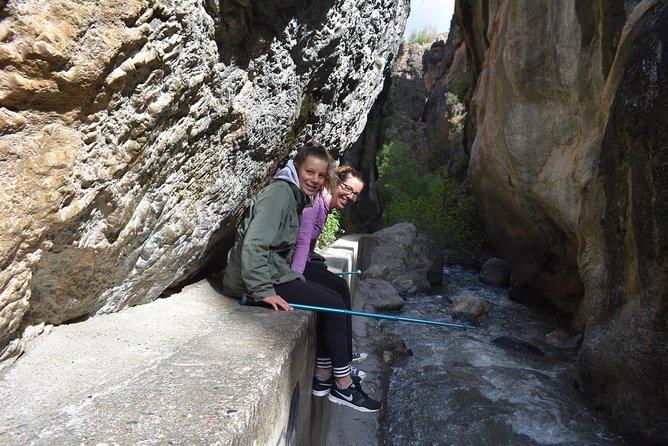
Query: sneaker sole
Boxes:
[{"xmin": 327, "ymin": 393, "xmax": 381, "ymax": 413}]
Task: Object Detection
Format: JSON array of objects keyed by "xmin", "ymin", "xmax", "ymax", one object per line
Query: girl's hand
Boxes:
[{"xmin": 261, "ymin": 295, "xmax": 293, "ymax": 311}]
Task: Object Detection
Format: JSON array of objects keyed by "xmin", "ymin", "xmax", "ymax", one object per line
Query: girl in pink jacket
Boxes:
[{"xmin": 291, "ymin": 166, "xmax": 367, "ymax": 374}]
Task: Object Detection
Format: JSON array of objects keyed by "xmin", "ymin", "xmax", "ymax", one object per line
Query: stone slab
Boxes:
[
  {"xmin": 0, "ymin": 279, "xmax": 315, "ymax": 446},
  {"xmin": 0, "ymin": 234, "xmax": 376, "ymax": 446}
]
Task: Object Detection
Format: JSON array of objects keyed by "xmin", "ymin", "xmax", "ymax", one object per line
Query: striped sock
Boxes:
[
  {"xmin": 332, "ymin": 364, "xmax": 351, "ymax": 380},
  {"xmin": 317, "ymin": 357, "xmax": 332, "ymax": 369}
]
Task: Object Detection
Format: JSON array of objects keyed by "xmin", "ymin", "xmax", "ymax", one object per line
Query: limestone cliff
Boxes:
[
  {"xmin": 458, "ymin": 0, "xmax": 667, "ymax": 441},
  {"xmin": 421, "ymin": 19, "xmax": 469, "ymax": 182},
  {"xmin": 0, "ymin": 0, "xmax": 409, "ymax": 364}
]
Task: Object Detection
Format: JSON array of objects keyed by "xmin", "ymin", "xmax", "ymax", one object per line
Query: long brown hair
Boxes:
[{"xmin": 335, "ymin": 165, "xmax": 363, "ymax": 184}]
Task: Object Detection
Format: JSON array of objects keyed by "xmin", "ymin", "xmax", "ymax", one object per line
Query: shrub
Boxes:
[
  {"xmin": 451, "ymin": 73, "xmax": 469, "ymax": 103},
  {"xmin": 407, "ymin": 26, "xmax": 439, "ymax": 45},
  {"xmin": 377, "ymin": 141, "xmax": 486, "ymax": 257},
  {"xmin": 316, "ymin": 209, "xmax": 342, "ymax": 249},
  {"xmin": 445, "ymin": 92, "xmax": 466, "ymax": 134}
]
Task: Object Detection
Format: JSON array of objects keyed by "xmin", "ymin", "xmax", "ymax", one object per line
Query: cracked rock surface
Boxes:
[{"xmin": 0, "ymin": 0, "xmax": 409, "ymax": 362}]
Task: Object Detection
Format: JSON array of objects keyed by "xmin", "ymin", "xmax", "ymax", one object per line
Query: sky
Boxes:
[{"xmin": 404, "ymin": 0, "xmax": 455, "ymax": 37}]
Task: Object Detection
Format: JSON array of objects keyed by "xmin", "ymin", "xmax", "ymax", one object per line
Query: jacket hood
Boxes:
[
  {"xmin": 274, "ymin": 159, "xmax": 311, "ymax": 211},
  {"xmin": 274, "ymin": 160, "xmax": 300, "ymax": 188}
]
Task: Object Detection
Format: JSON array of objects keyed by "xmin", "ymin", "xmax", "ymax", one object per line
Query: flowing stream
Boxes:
[{"xmin": 378, "ymin": 265, "xmax": 628, "ymax": 446}]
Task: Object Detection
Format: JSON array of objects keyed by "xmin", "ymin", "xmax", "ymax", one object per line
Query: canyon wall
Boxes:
[
  {"xmin": 0, "ymin": 0, "xmax": 409, "ymax": 365},
  {"xmin": 458, "ymin": 0, "xmax": 667, "ymax": 441},
  {"xmin": 344, "ymin": 19, "xmax": 468, "ymax": 233}
]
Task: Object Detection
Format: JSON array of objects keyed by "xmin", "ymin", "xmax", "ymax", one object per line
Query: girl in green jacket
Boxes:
[{"xmin": 223, "ymin": 142, "xmax": 381, "ymax": 413}]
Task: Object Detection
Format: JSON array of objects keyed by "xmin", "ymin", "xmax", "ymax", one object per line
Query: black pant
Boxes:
[
  {"xmin": 303, "ymin": 260, "xmax": 353, "ymax": 362},
  {"xmin": 274, "ymin": 279, "xmax": 349, "ymax": 369}
]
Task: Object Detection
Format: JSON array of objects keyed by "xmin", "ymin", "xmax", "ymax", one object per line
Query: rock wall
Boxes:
[
  {"xmin": 421, "ymin": 20, "xmax": 469, "ymax": 182},
  {"xmin": 359, "ymin": 40, "xmax": 430, "ymax": 231},
  {"xmin": 342, "ymin": 39, "xmax": 428, "ymax": 233},
  {"xmin": 422, "ymin": 21, "xmax": 466, "ymax": 108},
  {"xmin": 458, "ymin": 0, "xmax": 667, "ymax": 441},
  {"xmin": 344, "ymin": 24, "xmax": 468, "ymax": 231},
  {"xmin": 0, "ymin": 0, "xmax": 409, "ymax": 364}
]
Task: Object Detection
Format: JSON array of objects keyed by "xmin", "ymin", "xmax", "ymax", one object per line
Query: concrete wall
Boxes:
[{"xmin": 0, "ymin": 235, "xmax": 367, "ymax": 445}]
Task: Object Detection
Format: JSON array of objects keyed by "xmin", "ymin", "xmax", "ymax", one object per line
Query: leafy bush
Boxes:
[
  {"xmin": 316, "ymin": 209, "xmax": 343, "ymax": 249},
  {"xmin": 445, "ymin": 92, "xmax": 466, "ymax": 134},
  {"xmin": 451, "ymin": 73, "xmax": 470, "ymax": 103},
  {"xmin": 377, "ymin": 141, "xmax": 486, "ymax": 257}
]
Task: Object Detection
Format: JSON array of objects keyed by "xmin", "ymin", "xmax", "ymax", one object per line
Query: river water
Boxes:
[{"xmin": 379, "ymin": 265, "xmax": 628, "ymax": 446}]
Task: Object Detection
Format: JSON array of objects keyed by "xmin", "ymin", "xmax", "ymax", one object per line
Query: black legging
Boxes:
[
  {"xmin": 303, "ymin": 260, "xmax": 353, "ymax": 362},
  {"xmin": 274, "ymin": 279, "xmax": 349, "ymax": 369}
]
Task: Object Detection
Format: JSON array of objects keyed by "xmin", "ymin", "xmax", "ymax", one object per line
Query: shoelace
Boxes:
[{"xmin": 350, "ymin": 382, "xmax": 369, "ymax": 399}]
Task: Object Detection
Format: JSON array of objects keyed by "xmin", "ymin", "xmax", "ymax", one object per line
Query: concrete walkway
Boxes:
[{"xmin": 0, "ymin": 235, "xmax": 375, "ymax": 445}]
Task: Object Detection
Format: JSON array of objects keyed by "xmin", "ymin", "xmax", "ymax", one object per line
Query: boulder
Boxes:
[
  {"xmin": 357, "ymin": 278, "xmax": 404, "ymax": 312},
  {"xmin": 381, "ymin": 331, "xmax": 412, "ymax": 364},
  {"xmin": 451, "ymin": 293, "xmax": 490, "ymax": 325},
  {"xmin": 479, "ymin": 258, "xmax": 510, "ymax": 287},
  {"xmin": 545, "ymin": 330, "xmax": 582, "ymax": 350},
  {"xmin": 367, "ymin": 222, "xmax": 444, "ymax": 286},
  {"xmin": 391, "ymin": 269, "xmax": 431, "ymax": 296},
  {"xmin": 0, "ymin": 0, "xmax": 410, "ymax": 364},
  {"xmin": 491, "ymin": 336, "xmax": 545, "ymax": 357}
]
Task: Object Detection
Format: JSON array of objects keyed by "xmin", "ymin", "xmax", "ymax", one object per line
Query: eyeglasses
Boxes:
[{"xmin": 338, "ymin": 180, "xmax": 360, "ymax": 201}]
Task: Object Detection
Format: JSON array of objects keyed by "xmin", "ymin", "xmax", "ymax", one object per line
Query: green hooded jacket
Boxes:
[{"xmin": 223, "ymin": 166, "xmax": 310, "ymax": 299}]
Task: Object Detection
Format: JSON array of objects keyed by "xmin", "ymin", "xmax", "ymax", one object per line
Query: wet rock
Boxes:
[
  {"xmin": 391, "ymin": 269, "xmax": 431, "ymax": 296},
  {"xmin": 479, "ymin": 258, "xmax": 510, "ymax": 287},
  {"xmin": 555, "ymin": 368, "xmax": 581, "ymax": 390},
  {"xmin": 366, "ymin": 223, "xmax": 444, "ymax": 286},
  {"xmin": 357, "ymin": 278, "xmax": 404, "ymax": 311},
  {"xmin": 451, "ymin": 293, "xmax": 490, "ymax": 325},
  {"xmin": 491, "ymin": 336, "xmax": 545, "ymax": 357},
  {"xmin": 381, "ymin": 332, "xmax": 412, "ymax": 364},
  {"xmin": 545, "ymin": 329, "xmax": 582, "ymax": 349}
]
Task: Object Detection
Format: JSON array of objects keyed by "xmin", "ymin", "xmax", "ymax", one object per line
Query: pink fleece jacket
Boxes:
[{"xmin": 291, "ymin": 190, "xmax": 331, "ymax": 273}]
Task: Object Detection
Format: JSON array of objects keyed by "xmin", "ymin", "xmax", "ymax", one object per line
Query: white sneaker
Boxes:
[{"xmin": 352, "ymin": 351, "xmax": 368, "ymax": 364}]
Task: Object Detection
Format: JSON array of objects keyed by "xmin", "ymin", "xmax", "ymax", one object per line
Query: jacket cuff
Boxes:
[{"xmin": 253, "ymin": 286, "xmax": 277, "ymax": 299}]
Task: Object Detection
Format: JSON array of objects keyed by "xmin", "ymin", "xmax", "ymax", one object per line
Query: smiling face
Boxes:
[
  {"xmin": 296, "ymin": 155, "xmax": 329, "ymax": 197},
  {"xmin": 330, "ymin": 174, "xmax": 364, "ymax": 209}
]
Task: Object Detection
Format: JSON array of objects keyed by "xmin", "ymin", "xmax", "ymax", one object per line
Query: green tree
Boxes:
[
  {"xmin": 407, "ymin": 26, "xmax": 439, "ymax": 45},
  {"xmin": 377, "ymin": 141, "xmax": 486, "ymax": 258}
]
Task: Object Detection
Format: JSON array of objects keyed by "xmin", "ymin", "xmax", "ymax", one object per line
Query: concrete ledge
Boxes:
[
  {"xmin": 318, "ymin": 234, "xmax": 375, "ymax": 294},
  {"xmin": 0, "ymin": 235, "xmax": 368, "ymax": 445},
  {"xmin": 0, "ymin": 280, "xmax": 316, "ymax": 445}
]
